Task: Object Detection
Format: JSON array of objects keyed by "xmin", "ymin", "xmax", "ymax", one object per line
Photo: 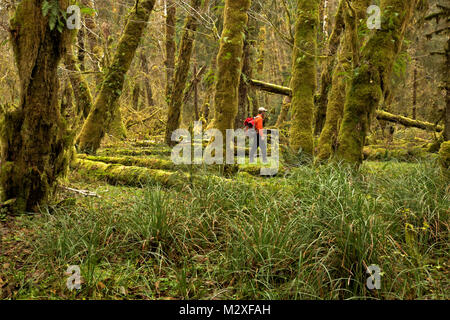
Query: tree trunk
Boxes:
[
  {"xmin": 77, "ymin": 0, "xmax": 156, "ymax": 154},
  {"xmin": 314, "ymin": 0, "xmax": 345, "ymax": 135},
  {"xmin": 211, "ymin": 0, "xmax": 251, "ymax": 135},
  {"xmin": 164, "ymin": 0, "xmax": 202, "ymax": 146},
  {"xmin": 316, "ymin": 0, "xmax": 370, "ymax": 162},
  {"xmin": 64, "ymin": 34, "xmax": 94, "ymax": 127},
  {"xmin": 289, "ymin": 0, "xmax": 320, "ymax": 156},
  {"xmin": 336, "ymin": 0, "xmax": 416, "ymax": 164},
  {"xmin": 1, "ymin": 0, "xmax": 72, "ymax": 213},
  {"xmin": 164, "ymin": 0, "xmax": 177, "ymax": 99}
]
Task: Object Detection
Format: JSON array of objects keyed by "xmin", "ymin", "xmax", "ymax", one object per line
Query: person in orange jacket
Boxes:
[{"xmin": 249, "ymin": 107, "xmax": 268, "ymax": 163}]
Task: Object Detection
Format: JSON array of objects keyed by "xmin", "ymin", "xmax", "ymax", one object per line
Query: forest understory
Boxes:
[{"xmin": 1, "ymin": 128, "xmax": 448, "ymax": 299}]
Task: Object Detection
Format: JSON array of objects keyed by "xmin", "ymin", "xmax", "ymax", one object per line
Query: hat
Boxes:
[{"xmin": 258, "ymin": 107, "xmax": 267, "ymax": 113}]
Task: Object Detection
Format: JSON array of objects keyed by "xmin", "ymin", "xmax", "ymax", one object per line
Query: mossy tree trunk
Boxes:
[
  {"xmin": 314, "ymin": 0, "xmax": 345, "ymax": 135},
  {"xmin": 336, "ymin": 0, "xmax": 416, "ymax": 164},
  {"xmin": 164, "ymin": 0, "xmax": 202, "ymax": 146},
  {"xmin": 211, "ymin": 0, "xmax": 251, "ymax": 135},
  {"xmin": 64, "ymin": 32, "xmax": 94, "ymax": 131},
  {"xmin": 288, "ymin": 0, "xmax": 320, "ymax": 156},
  {"xmin": 164, "ymin": 0, "xmax": 176, "ymax": 99},
  {"xmin": 77, "ymin": 0, "xmax": 156, "ymax": 154},
  {"xmin": 0, "ymin": 0, "xmax": 72, "ymax": 213},
  {"xmin": 275, "ymin": 96, "xmax": 291, "ymax": 127},
  {"xmin": 316, "ymin": 0, "xmax": 370, "ymax": 162}
]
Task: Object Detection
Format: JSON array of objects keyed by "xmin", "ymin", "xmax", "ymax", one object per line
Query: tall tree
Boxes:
[
  {"xmin": 0, "ymin": 0, "xmax": 72, "ymax": 212},
  {"xmin": 336, "ymin": 0, "xmax": 417, "ymax": 164},
  {"xmin": 164, "ymin": 0, "xmax": 177, "ymax": 99},
  {"xmin": 211, "ymin": 0, "xmax": 251, "ymax": 135},
  {"xmin": 289, "ymin": 0, "xmax": 320, "ymax": 156},
  {"xmin": 316, "ymin": 0, "xmax": 370, "ymax": 162},
  {"xmin": 77, "ymin": 0, "xmax": 156, "ymax": 154},
  {"xmin": 164, "ymin": 0, "xmax": 202, "ymax": 146}
]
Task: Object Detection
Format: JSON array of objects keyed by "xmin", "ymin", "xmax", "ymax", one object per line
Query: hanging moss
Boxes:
[
  {"xmin": 288, "ymin": 0, "xmax": 320, "ymax": 156},
  {"xmin": 211, "ymin": 0, "xmax": 251, "ymax": 135},
  {"xmin": 77, "ymin": 0, "xmax": 156, "ymax": 154},
  {"xmin": 336, "ymin": 0, "xmax": 416, "ymax": 164}
]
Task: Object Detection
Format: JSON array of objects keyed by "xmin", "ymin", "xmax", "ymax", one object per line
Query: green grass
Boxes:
[{"xmin": 1, "ymin": 161, "xmax": 448, "ymax": 300}]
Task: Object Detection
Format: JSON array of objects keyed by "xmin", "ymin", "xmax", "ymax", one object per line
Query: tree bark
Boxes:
[
  {"xmin": 77, "ymin": 0, "xmax": 156, "ymax": 154},
  {"xmin": 1, "ymin": 0, "xmax": 73, "ymax": 213}
]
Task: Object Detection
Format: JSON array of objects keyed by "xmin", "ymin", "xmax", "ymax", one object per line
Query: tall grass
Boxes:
[{"xmin": 2, "ymin": 161, "xmax": 448, "ymax": 299}]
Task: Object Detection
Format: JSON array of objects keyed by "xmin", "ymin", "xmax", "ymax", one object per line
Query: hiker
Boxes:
[{"xmin": 245, "ymin": 107, "xmax": 268, "ymax": 164}]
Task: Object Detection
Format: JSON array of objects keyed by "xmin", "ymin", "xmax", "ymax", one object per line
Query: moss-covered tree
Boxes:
[
  {"xmin": 211, "ymin": 0, "xmax": 251, "ymax": 135},
  {"xmin": 164, "ymin": 0, "xmax": 202, "ymax": 146},
  {"xmin": 77, "ymin": 0, "xmax": 156, "ymax": 154},
  {"xmin": 314, "ymin": 0, "xmax": 345, "ymax": 135},
  {"xmin": 0, "ymin": 0, "xmax": 73, "ymax": 212},
  {"xmin": 316, "ymin": 0, "xmax": 370, "ymax": 162},
  {"xmin": 336, "ymin": 0, "xmax": 416, "ymax": 164},
  {"xmin": 288, "ymin": 0, "xmax": 320, "ymax": 156},
  {"xmin": 164, "ymin": 0, "xmax": 176, "ymax": 99}
]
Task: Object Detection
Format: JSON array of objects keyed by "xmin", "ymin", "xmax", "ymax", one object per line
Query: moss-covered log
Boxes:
[
  {"xmin": 76, "ymin": 0, "xmax": 156, "ymax": 154},
  {"xmin": 376, "ymin": 110, "xmax": 444, "ymax": 132},
  {"xmin": 211, "ymin": 0, "xmax": 251, "ymax": 135},
  {"xmin": 336, "ymin": 0, "xmax": 416, "ymax": 164},
  {"xmin": 71, "ymin": 159, "xmax": 188, "ymax": 188},
  {"xmin": 164, "ymin": 0, "xmax": 202, "ymax": 146},
  {"xmin": 249, "ymin": 79, "xmax": 292, "ymax": 97},
  {"xmin": 76, "ymin": 154, "xmax": 176, "ymax": 170},
  {"xmin": 0, "ymin": 0, "xmax": 73, "ymax": 213},
  {"xmin": 289, "ymin": 0, "xmax": 320, "ymax": 156}
]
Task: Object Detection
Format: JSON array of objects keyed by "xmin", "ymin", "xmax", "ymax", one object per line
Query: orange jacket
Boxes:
[{"xmin": 254, "ymin": 114, "xmax": 264, "ymax": 137}]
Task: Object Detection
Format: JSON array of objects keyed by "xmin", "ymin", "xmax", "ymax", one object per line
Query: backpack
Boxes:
[{"xmin": 244, "ymin": 117, "xmax": 255, "ymax": 129}]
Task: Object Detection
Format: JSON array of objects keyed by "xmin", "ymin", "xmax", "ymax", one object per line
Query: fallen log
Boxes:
[
  {"xmin": 375, "ymin": 110, "xmax": 443, "ymax": 132},
  {"xmin": 249, "ymin": 79, "xmax": 292, "ymax": 97},
  {"xmin": 249, "ymin": 79, "xmax": 443, "ymax": 132}
]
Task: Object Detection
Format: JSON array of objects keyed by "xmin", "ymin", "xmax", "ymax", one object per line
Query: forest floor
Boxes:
[{"xmin": 0, "ymin": 130, "xmax": 449, "ymax": 300}]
